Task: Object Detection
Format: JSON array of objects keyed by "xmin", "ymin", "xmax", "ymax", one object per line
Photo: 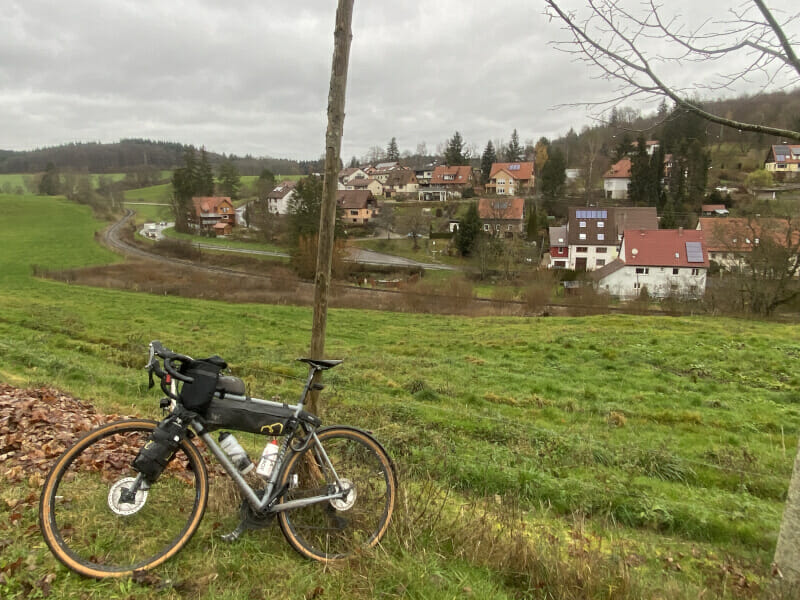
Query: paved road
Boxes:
[{"xmin": 109, "ymin": 212, "xmax": 456, "ymax": 271}]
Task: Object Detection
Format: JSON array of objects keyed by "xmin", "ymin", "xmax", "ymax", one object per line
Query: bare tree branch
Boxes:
[{"xmin": 544, "ymin": 0, "xmax": 800, "ymax": 140}]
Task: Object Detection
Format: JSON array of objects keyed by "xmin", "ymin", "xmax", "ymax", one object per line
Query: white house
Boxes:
[
  {"xmin": 266, "ymin": 181, "xmax": 298, "ymax": 215},
  {"xmin": 592, "ymin": 229, "xmax": 708, "ymax": 299},
  {"xmin": 603, "ymin": 158, "xmax": 631, "ymax": 200}
]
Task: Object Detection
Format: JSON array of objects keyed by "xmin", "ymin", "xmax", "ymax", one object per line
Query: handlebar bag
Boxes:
[{"xmin": 179, "ymin": 360, "xmax": 223, "ymax": 412}]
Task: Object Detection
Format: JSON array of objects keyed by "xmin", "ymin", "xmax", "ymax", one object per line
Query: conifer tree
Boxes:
[
  {"xmin": 506, "ymin": 129, "xmax": 522, "ymax": 162},
  {"xmin": 480, "ymin": 140, "xmax": 497, "ymax": 185},
  {"xmin": 386, "ymin": 137, "xmax": 400, "ymax": 161},
  {"xmin": 444, "ymin": 131, "xmax": 468, "ymax": 166}
]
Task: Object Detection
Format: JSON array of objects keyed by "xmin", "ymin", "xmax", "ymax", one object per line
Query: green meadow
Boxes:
[{"xmin": 1, "ymin": 193, "xmax": 799, "ymax": 598}]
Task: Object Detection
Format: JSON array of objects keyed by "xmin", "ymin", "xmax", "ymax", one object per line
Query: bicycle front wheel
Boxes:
[
  {"xmin": 277, "ymin": 426, "xmax": 396, "ymax": 561},
  {"xmin": 39, "ymin": 419, "xmax": 208, "ymax": 578}
]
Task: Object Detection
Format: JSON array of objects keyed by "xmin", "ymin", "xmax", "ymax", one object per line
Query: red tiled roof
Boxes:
[
  {"xmin": 698, "ymin": 217, "xmax": 799, "ymax": 251},
  {"xmin": 702, "ymin": 204, "xmax": 727, "ymax": 212},
  {"xmin": 431, "ymin": 165, "xmax": 473, "ymax": 186},
  {"xmin": 478, "ymin": 197, "xmax": 525, "ymax": 221},
  {"xmin": 603, "ymin": 158, "xmax": 631, "ymax": 179},
  {"xmin": 191, "ymin": 196, "xmax": 232, "ymax": 215},
  {"xmin": 489, "ymin": 162, "xmax": 534, "ymax": 180},
  {"xmin": 621, "ymin": 229, "xmax": 708, "ymax": 268}
]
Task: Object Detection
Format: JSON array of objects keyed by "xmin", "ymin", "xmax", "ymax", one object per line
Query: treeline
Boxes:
[{"xmin": 0, "ymin": 139, "xmax": 319, "ymax": 177}]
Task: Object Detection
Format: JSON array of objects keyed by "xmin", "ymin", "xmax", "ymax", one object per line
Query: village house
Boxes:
[
  {"xmin": 701, "ymin": 204, "xmax": 730, "ymax": 217},
  {"xmin": 696, "ymin": 216, "xmax": 800, "ymax": 271},
  {"xmin": 478, "ymin": 197, "xmax": 525, "ymax": 238},
  {"xmin": 266, "ymin": 180, "xmax": 297, "ymax": 215},
  {"xmin": 343, "ymin": 177, "xmax": 384, "ymax": 197},
  {"xmin": 548, "ymin": 225, "xmax": 569, "ymax": 268},
  {"xmin": 337, "ymin": 190, "xmax": 379, "ymax": 225},
  {"xmin": 603, "ymin": 158, "xmax": 632, "ymax": 200},
  {"xmin": 190, "ymin": 196, "xmax": 235, "ymax": 235},
  {"xmin": 765, "ymin": 144, "xmax": 800, "ymax": 178},
  {"xmin": 561, "ymin": 206, "xmax": 658, "ymax": 271},
  {"xmin": 383, "ymin": 169, "xmax": 419, "ymax": 197},
  {"xmin": 430, "ymin": 165, "xmax": 475, "ymax": 191},
  {"xmin": 485, "ymin": 162, "xmax": 535, "ymax": 196},
  {"xmin": 592, "ymin": 228, "xmax": 709, "ymax": 299},
  {"xmin": 338, "ymin": 167, "xmax": 368, "ymax": 185}
]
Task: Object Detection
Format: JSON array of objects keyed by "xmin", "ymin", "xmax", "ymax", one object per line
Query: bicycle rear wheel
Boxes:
[
  {"xmin": 277, "ymin": 426, "xmax": 396, "ymax": 561},
  {"xmin": 39, "ymin": 419, "xmax": 208, "ymax": 578}
]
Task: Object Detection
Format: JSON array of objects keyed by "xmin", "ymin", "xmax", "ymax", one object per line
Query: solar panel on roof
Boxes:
[
  {"xmin": 686, "ymin": 241, "xmax": 704, "ymax": 263},
  {"xmin": 508, "ymin": 164, "xmax": 521, "ymax": 170},
  {"xmin": 576, "ymin": 210, "xmax": 608, "ymax": 219}
]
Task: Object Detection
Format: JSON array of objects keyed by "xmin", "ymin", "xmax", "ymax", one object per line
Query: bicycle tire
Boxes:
[
  {"xmin": 277, "ymin": 426, "xmax": 396, "ymax": 561},
  {"xmin": 39, "ymin": 419, "xmax": 208, "ymax": 578}
]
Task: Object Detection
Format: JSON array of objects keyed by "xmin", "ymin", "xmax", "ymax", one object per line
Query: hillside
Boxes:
[{"xmin": 1, "ymin": 194, "xmax": 799, "ymax": 598}]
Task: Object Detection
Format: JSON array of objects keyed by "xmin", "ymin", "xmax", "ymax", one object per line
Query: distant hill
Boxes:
[{"xmin": 0, "ymin": 139, "xmax": 315, "ymax": 177}]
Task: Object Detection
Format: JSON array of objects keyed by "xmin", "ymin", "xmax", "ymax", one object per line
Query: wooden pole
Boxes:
[{"xmin": 307, "ymin": 0, "xmax": 354, "ymax": 417}]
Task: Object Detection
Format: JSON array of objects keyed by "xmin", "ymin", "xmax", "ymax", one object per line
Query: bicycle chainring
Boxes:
[{"xmin": 239, "ymin": 489, "xmax": 275, "ymax": 531}]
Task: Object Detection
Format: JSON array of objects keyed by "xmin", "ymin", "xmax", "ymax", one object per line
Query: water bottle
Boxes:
[
  {"xmin": 256, "ymin": 439, "xmax": 279, "ymax": 479},
  {"xmin": 219, "ymin": 432, "xmax": 254, "ymax": 474}
]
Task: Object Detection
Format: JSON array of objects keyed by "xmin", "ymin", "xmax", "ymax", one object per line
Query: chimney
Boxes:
[{"xmin": 678, "ymin": 227, "xmax": 684, "ymax": 236}]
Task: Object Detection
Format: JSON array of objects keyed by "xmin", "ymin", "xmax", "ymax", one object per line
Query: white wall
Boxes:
[{"xmin": 598, "ymin": 266, "xmax": 707, "ymax": 299}]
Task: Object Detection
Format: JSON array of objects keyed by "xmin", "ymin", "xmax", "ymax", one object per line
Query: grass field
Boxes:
[{"xmin": 2, "ymin": 194, "xmax": 799, "ymax": 598}]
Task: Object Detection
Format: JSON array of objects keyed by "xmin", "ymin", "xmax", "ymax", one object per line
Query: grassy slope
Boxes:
[{"xmin": 1, "ymin": 193, "xmax": 799, "ymax": 598}]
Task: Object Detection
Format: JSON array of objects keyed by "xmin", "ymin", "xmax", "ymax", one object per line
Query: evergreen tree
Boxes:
[
  {"xmin": 348, "ymin": 156, "xmax": 359, "ymax": 168},
  {"xmin": 628, "ymin": 136, "xmax": 651, "ymax": 206},
  {"xmin": 455, "ymin": 202, "xmax": 482, "ymax": 256},
  {"xmin": 506, "ymin": 129, "xmax": 522, "ymax": 162},
  {"xmin": 480, "ymin": 140, "xmax": 497, "ymax": 185},
  {"xmin": 217, "ymin": 159, "xmax": 242, "ymax": 199},
  {"xmin": 255, "ymin": 168, "xmax": 276, "ymax": 200},
  {"xmin": 197, "ymin": 148, "xmax": 215, "ymax": 196},
  {"xmin": 444, "ymin": 131, "xmax": 468, "ymax": 166},
  {"xmin": 386, "ymin": 137, "xmax": 400, "ymax": 161},
  {"xmin": 539, "ymin": 147, "xmax": 566, "ymax": 201},
  {"xmin": 38, "ymin": 162, "xmax": 59, "ymax": 196}
]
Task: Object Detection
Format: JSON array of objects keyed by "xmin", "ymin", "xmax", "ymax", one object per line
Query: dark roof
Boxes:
[{"xmin": 336, "ymin": 190, "xmax": 376, "ymax": 209}]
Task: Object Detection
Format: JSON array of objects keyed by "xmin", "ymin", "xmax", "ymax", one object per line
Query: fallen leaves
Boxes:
[{"xmin": 0, "ymin": 383, "xmax": 132, "ymax": 483}]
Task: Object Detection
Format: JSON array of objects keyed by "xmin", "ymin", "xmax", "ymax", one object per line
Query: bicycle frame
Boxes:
[{"xmin": 179, "ymin": 364, "xmax": 348, "ymax": 514}]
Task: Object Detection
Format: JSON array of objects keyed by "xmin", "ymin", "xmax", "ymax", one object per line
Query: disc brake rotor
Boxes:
[
  {"xmin": 108, "ymin": 477, "xmax": 149, "ymax": 516},
  {"xmin": 330, "ymin": 478, "xmax": 356, "ymax": 511}
]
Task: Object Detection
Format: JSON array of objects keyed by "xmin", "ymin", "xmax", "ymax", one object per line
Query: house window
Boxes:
[
  {"xmin": 350, "ymin": 210, "xmax": 358, "ymax": 215},
  {"xmin": 507, "ymin": 225, "xmax": 513, "ymax": 231},
  {"xmin": 579, "ymin": 233, "xmax": 586, "ymax": 240},
  {"xmin": 495, "ymin": 224, "xmax": 501, "ymax": 231},
  {"xmin": 596, "ymin": 259, "xmax": 606, "ymax": 267},
  {"xmin": 598, "ymin": 221, "xmax": 605, "ymax": 228},
  {"xmin": 596, "ymin": 247, "xmax": 607, "ymax": 254},
  {"xmin": 633, "ymin": 282, "xmax": 641, "ymax": 289},
  {"xmin": 576, "ymin": 246, "xmax": 588, "ymax": 253},
  {"xmin": 483, "ymin": 224, "xmax": 490, "ymax": 231},
  {"xmin": 673, "ymin": 268, "xmax": 679, "ymax": 275},
  {"xmin": 635, "ymin": 267, "xmax": 649, "ymax": 275},
  {"xmin": 497, "ymin": 178, "xmax": 505, "ymax": 184},
  {"xmin": 579, "ymin": 221, "xmax": 586, "ymax": 228},
  {"xmin": 691, "ymin": 268, "xmax": 700, "ymax": 276},
  {"xmin": 597, "ymin": 233, "xmax": 605, "ymax": 241}
]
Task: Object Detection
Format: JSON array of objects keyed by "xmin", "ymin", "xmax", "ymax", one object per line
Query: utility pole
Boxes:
[{"xmin": 307, "ymin": 0, "xmax": 354, "ymax": 417}]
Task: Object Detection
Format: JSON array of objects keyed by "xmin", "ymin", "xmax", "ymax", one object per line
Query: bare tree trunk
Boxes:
[
  {"xmin": 307, "ymin": 0, "xmax": 354, "ymax": 417},
  {"xmin": 774, "ymin": 438, "xmax": 800, "ymax": 593}
]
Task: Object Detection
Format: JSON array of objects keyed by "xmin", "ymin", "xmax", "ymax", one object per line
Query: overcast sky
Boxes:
[{"xmin": 1, "ymin": 0, "xmax": 796, "ymax": 161}]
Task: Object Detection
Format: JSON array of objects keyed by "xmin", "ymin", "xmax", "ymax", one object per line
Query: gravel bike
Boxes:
[{"xmin": 39, "ymin": 341, "xmax": 396, "ymax": 579}]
